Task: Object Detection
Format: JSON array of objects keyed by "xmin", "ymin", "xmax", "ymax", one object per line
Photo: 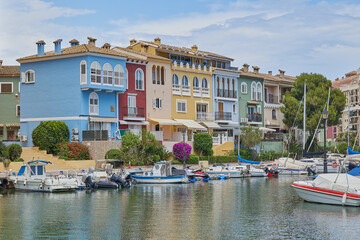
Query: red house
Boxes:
[{"xmin": 118, "ymin": 59, "xmax": 147, "ymax": 133}]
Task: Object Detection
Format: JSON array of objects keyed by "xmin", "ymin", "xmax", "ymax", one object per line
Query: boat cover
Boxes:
[
  {"xmin": 348, "ymin": 147, "xmax": 360, "ymax": 155},
  {"xmin": 237, "ymin": 155, "xmax": 260, "ymax": 164},
  {"xmin": 347, "ymin": 168, "xmax": 360, "ymax": 177},
  {"xmin": 314, "ymin": 174, "xmax": 360, "ymax": 195}
]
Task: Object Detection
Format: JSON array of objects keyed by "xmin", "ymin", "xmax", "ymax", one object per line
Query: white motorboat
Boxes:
[
  {"xmin": 275, "ymin": 157, "xmax": 316, "ymax": 175},
  {"xmin": 9, "ymin": 160, "xmax": 79, "ymax": 192},
  {"xmin": 207, "ymin": 163, "xmax": 250, "ymax": 178},
  {"xmin": 249, "ymin": 165, "xmax": 267, "ymax": 177},
  {"xmin": 131, "ymin": 161, "xmax": 189, "ymax": 184},
  {"xmin": 292, "ymin": 174, "xmax": 360, "ymax": 206}
]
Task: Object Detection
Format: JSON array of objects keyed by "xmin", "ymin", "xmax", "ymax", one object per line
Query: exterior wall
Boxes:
[
  {"xmin": 82, "ymin": 140, "xmax": 122, "ymax": 160},
  {"xmin": 0, "ymin": 75, "xmax": 20, "ymax": 141},
  {"xmin": 261, "ymin": 141, "xmax": 283, "ymax": 152}
]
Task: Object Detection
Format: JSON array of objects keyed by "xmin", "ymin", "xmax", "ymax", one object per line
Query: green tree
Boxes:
[
  {"xmin": 337, "ymin": 132, "xmax": 357, "ymax": 148},
  {"xmin": 240, "ymin": 127, "xmax": 262, "ymax": 150},
  {"xmin": 7, "ymin": 144, "xmax": 22, "ymax": 161},
  {"xmin": 281, "ymin": 73, "xmax": 346, "ymax": 138},
  {"xmin": 194, "ymin": 133, "xmax": 213, "ymax": 156}
]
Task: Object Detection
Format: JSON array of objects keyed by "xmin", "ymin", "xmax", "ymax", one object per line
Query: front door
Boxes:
[{"xmin": 218, "ymin": 102, "xmax": 224, "ymax": 120}]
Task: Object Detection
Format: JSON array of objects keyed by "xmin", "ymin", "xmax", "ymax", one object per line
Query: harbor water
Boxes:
[{"xmin": 1, "ymin": 176, "xmax": 359, "ymax": 239}]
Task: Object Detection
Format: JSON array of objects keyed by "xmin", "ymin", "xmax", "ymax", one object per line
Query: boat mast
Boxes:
[{"xmin": 303, "ymin": 80, "xmax": 307, "ymax": 150}]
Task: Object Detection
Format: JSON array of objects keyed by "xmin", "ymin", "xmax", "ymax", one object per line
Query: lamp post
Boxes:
[
  {"xmin": 322, "ymin": 110, "xmax": 329, "ymax": 173},
  {"xmin": 182, "ymin": 130, "xmax": 186, "ymax": 169}
]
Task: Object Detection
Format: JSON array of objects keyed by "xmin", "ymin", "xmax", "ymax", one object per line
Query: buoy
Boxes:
[
  {"xmin": 271, "ymin": 163, "xmax": 278, "ymax": 171},
  {"xmin": 332, "ymin": 162, "xmax": 338, "ymax": 168},
  {"xmin": 128, "ymin": 161, "xmax": 131, "ymax": 169}
]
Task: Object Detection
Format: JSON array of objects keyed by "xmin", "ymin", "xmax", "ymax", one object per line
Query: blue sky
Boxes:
[{"xmin": 1, "ymin": 0, "xmax": 360, "ymax": 80}]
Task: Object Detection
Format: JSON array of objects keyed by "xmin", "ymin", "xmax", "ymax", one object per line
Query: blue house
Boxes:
[{"xmin": 17, "ymin": 37, "xmax": 130, "ymax": 146}]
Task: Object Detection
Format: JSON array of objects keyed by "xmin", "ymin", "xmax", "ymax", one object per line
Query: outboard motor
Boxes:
[
  {"xmin": 306, "ymin": 166, "xmax": 317, "ymax": 176},
  {"xmin": 84, "ymin": 176, "xmax": 95, "ymax": 188},
  {"xmin": 110, "ymin": 174, "xmax": 126, "ymax": 187},
  {"xmin": 0, "ymin": 178, "xmax": 9, "ymax": 188}
]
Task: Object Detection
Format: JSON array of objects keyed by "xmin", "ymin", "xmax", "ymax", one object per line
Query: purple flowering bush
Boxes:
[{"xmin": 172, "ymin": 142, "xmax": 192, "ymax": 162}]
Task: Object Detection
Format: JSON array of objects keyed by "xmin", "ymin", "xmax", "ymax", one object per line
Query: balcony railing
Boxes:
[
  {"xmin": 202, "ymin": 88, "xmax": 210, "ymax": 97},
  {"xmin": 193, "ymin": 87, "xmax": 201, "ymax": 97},
  {"xmin": 82, "ymin": 130, "xmax": 108, "ymax": 141},
  {"xmin": 196, "ymin": 112, "xmax": 214, "ymax": 121},
  {"xmin": 182, "ymin": 85, "xmax": 191, "ymax": 96},
  {"xmin": 263, "ymin": 133, "xmax": 284, "ymax": 142},
  {"xmin": 217, "ymin": 89, "xmax": 237, "ymax": 98},
  {"xmin": 172, "ymin": 84, "xmax": 181, "ymax": 95},
  {"xmin": 123, "ymin": 107, "xmax": 145, "ymax": 118},
  {"xmin": 248, "ymin": 114, "xmax": 262, "ymax": 122},
  {"xmin": 265, "ymin": 94, "xmax": 279, "ymax": 104},
  {"xmin": 215, "ymin": 112, "xmax": 232, "ymax": 121}
]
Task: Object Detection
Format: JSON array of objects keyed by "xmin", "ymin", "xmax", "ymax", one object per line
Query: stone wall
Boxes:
[{"xmin": 82, "ymin": 140, "xmax": 122, "ymax": 160}]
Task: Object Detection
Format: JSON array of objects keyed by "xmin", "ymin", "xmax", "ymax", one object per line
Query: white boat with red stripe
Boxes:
[{"xmin": 292, "ymin": 174, "xmax": 360, "ymax": 206}]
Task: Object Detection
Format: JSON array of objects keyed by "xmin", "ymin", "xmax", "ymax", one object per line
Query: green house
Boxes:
[{"xmin": 0, "ymin": 61, "xmax": 20, "ymax": 141}]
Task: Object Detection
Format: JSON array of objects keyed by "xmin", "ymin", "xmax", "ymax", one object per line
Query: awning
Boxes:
[
  {"xmin": 259, "ymin": 127, "xmax": 276, "ymax": 132},
  {"xmin": 174, "ymin": 119, "xmax": 206, "ymax": 130},
  {"xmin": 119, "ymin": 120, "xmax": 149, "ymax": 126},
  {"xmin": 89, "ymin": 117, "xmax": 117, "ymax": 123},
  {"xmin": 247, "ymin": 101, "xmax": 260, "ymax": 105},
  {"xmin": 6, "ymin": 123, "xmax": 20, "ymax": 127},
  {"xmin": 201, "ymin": 121, "xmax": 221, "ymax": 129},
  {"xmin": 148, "ymin": 118, "xmax": 180, "ymax": 125}
]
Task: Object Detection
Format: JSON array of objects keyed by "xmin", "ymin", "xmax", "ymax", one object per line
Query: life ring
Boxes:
[
  {"xmin": 271, "ymin": 163, "xmax": 278, "ymax": 171},
  {"xmin": 332, "ymin": 162, "xmax": 338, "ymax": 168}
]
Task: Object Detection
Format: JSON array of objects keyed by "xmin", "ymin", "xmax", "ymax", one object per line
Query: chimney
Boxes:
[
  {"xmin": 154, "ymin": 37, "xmax": 161, "ymax": 45},
  {"xmin": 268, "ymin": 71, "xmax": 272, "ymax": 75},
  {"xmin": 69, "ymin": 39, "xmax": 79, "ymax": 47},
  {"xmin": 87, "ymin": 37, "xmax": 97, "ymax": 46},
  {"xmin": 129, "ymin": 39, "xmax": 137, "ymax": 45},
  {"xmin": 102, "ymin": 43, "xmax": 111, "ymax": 50},
  {"xmin": 53, "ymin": 39, "xmax": 62, "ymax": 55},
  {"xmin": 252, "ymin": 66, "xmax": 260, "ymax": 74},
  {"xmin": 0, "ymin": 60, "xmax": 2, "ymax": 68},
  {"xmin": 243, "ymin": 64, "xmax": 249, "ymax": 73},
  {"xmin": 36, "ymin": 40, "xmax": 46, "ymax": 56},
  {"xmin": 191, "ymin": 45, "xmax": 198, "ymax": 53},
  {"xmin": 279, "ymin": 69, "xmax": 285, "ymax": 78}
]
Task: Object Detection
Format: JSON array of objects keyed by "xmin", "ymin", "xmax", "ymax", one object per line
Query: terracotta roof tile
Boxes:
[
  {"xmin": 114, "ymin": 47, "xmax": 171, "ymax": 61},
  {"xmin": 332, "ymin": 73, "xmax": 358, "ymax": 89},
  {"xmin": 0, "ymin": 65, "xmax": 20, "ymax": 76}
]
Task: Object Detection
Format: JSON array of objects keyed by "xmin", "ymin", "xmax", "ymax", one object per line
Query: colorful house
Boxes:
[
  {"xmin": 17, "ymin": 37, "xmax": 128, "ymax": 146},
  {"xmin": 0, "ymin": 61, "xmax": 20, "ymax": 142}
]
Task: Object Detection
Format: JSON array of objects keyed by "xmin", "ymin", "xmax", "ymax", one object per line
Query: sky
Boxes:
[{"xmin": 1, "ymin": 0, "xmax": 360, "ymax": 80}]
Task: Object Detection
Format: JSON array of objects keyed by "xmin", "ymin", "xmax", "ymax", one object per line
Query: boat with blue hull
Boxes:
[{"xmin": 131, "ymin": 161, "xmax": 189, "ymax": 184}]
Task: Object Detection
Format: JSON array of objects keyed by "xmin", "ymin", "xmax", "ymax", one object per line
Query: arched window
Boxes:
[
  {"xmin": 193, "ymin": 77, "xmax": 199, "ymax": 87},
  {"xmin": 272, "ymin": 109, "xmax": 277, "ymax": 119},
  {"xmin": 103, "ymin": 63, "xmax": 113, "ymax": 85},
  {"xmin": 202, "ymin": 78, "xmax": 208, "ymax": 89},
  {"xmin": 157, "ymin": 66, "xmax": 160, "ymax": 84},
  {"xmin": 251, "ymin": 82, "xmax": 256, "ymax": 100},
  {"xmin": 257, "ymin": 82, "xmax": 262, "ymax": 101},
  {"xmin": 80, "ymin": 60, "xmax": 87, "ymax": 84},
  {"xmin": 135, "ymin": 69, "xmax": 144, "ymax": 90},
  {"xmin": 172, "ymin": 74, "xmax": 179, "ymax": 85},
  {"xmin": 25, "ymin": 69, "xmax": 35, "ymax": 83},
  {"xmin": 152, "ymin": 65, "xmax": 156, "ymax": 84},
  {"xmin": 161, "ymin": 67, "xmax": 165, "ymax": 85},
  {"xmin": 114, "ymin": 64, "xmax": 124, "ymax": 87},
  {"xmin": 182, "ymin": 75, "xmax": 189, "ymax": 86},
  {"xmin": 90, "ymin": 61, "xmax": 101, "ymax": 84},
  {"xmin": 241, "ymin": 82, "xmax": 247, "ymax": 94},
  {"xmin": 89, "ymin": 92, "xmax": 99, "ymax": 115}
]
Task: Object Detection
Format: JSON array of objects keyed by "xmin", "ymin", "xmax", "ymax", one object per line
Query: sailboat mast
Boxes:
[
  {"xmin": 348, "ymin": 94, "xmax": 350, "ymax": 150},
  {"xmin": 303, "ymin": 80, "xmax": 307, "ymax": 150}
]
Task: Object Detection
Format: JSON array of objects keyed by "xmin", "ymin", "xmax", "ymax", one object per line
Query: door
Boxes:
[
  {"xmin": 7, "ymin": 130, "xmax": 15, "ymax": 140},
  {"xmin": 128, "ymin": 95, "xmax": 137, "ymax": 116},
  {"xmin": 218, "ymin": 102, "xmax": 224, "ymax": 120},
  {"xmin": 196, "ymin": 103, "xmax": 207, "ymax": 120}
]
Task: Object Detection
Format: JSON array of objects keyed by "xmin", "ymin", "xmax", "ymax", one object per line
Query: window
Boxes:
[
  {"xmin": 172, "ymin": 74, "xmax": 179, "ymax": 85},
  {"xmin": 241, "ymin": 82, "xmax": 247, "ymax": 94},
  {"xmin": 103, "ymin": 63, "xmax": 113, "ymax": 85},
  {"xmin": 114, "ymin": 64, "xmax": 124, "ymax": 87},
  {"xmin": 0, "ymin": 83, "xmax": 12, "ymax": 93},
  {"xmin": 182, "ymin": 75, "xmax": 189, "ymax": 86},
  {"xmin": 154, "ymin": 98, "xmax": 163, "ymax": 109},
  {"xmin": 80, "ymin": 60, "xmax": 87, "ymax": 84},
  {"xmin": 128, "ymin": 95, "xmax": 137, "ymax": 116},
  {"xmin": 193, "ymin": 77, "xmax": 199, "ymax": 87},
  {"xmin": 16, "ymin": 105, "xmax": 20, "ymax": 117},
  {"xmin": 257, "ymin": 82, "xmax": 262, "ymax": 101},
  {"xmin": 135, "ymin": 69, "xmax": 144, "ymax": 90},
  {"xmin": 233, "ymin": 104, "xmax": 236, "ymax": 113},
  {"xmin": 202, "ymin": 78, "xmax": 208, "ymax": 89},
  {"xmin": 177, "ymin": 100, "xmax": 186, "ymax": 113},
  {"xmin": 90, "ymin": 61, "xmax": 101, "ymax": 84},
  {"xmin": 272, "ymin": 109, "xmax": 277, "ymax": 119},
  {"xmin": 157, "ymin": 66, "xmax": 160, "ymax": 84},
  {"xmin": 89, "ymin": 92, "xmax": 99, "ymax": 115},
  {"xmin": 251, "ymin": 82, "xmax": 256, "ymax": 100},
  {"xmin": 152, "ymin": 66, "xmax": 156, "ymax": 84},
  {"xmin": 257, "ymin": 105, "xmax": 261, "ymax": 114},
  {"xmin": 161, "ymin": 67, "xmax": 165, "ymax": 85},
  {"xmin": 24, "ymin": 70, "xmax": 35, "ymax": 83}
]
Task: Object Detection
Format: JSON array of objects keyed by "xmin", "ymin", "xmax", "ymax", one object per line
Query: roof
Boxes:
[
  {"xmin": 0, "ymin": 65, "xmax": 20, "ymax": 76},
  {"xmin": 239, "ymin": 68, "xmax": 296, "ymax": 84},
  {"xmin": 113, "ymin": 47, "xmax": 170, "ymax": 62},
  {"xmin": 17, "ymin": 43, "xmax": 144, "ymax": 62},
  {"xmin": 333, "ymin": 71, "xmax": 359, "ymax": 89}
]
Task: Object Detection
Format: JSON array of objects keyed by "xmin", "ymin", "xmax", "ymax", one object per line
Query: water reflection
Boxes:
[{"xmin": 0, "ymin": 177, "xmax": 359, "ymax": 239}]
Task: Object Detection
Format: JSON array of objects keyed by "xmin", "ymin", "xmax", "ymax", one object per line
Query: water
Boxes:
[{"xmin": 1, "ymin": 176, "xmax": 360, "ymax": 240}]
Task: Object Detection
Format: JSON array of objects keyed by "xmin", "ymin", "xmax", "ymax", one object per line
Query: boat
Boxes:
[
  {"xmin": 82, "ymin": 167, "xmax": 134, "ymax": 188},
  {"xmin": 9, "ymin": 160, "xmax": 79, "ymax": 192},
  {"xmin": 292, "ymin": 174, "xmax": 360, "ymax": 206},
  {"xmin": 131, "ymin": 161, "xmax": 189, "ymax": 184},
  {"xmin": 237, "ymin": 155, "xmax": 267, "ymax": 177},
  {"xmin": 206, "ymin": 163, "xmax": 250, "ymax": 178}
]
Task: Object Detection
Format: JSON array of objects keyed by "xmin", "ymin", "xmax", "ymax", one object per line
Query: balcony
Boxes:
[
  {"xmin": 172, "ymin": 61, "xmax": 212, "ymax": 73},
  {"xmin": 217, "ymin": 89, "xmax": 237, "ymax": 98},
  {"xmin": 123, "ymin": 107, "xmax": 145, "ymax": 119},
  {"xmin": 196, "ymin": 112, "xmax": 214, "ymax": 121},
  {"xmin": 215, "ymin": 112, "xmax": 232, "ymax": 121},
  {"xmin": 248, "ymin": 114, "xmax": 262, "ymax": 122},
  {"xmin": 172, "ymin": 84, "xmax": 181, "ymax": 95},
  {"xmin": 193, "ymin": 87, "xmax": 201, "ymax": 97},
  {"xmin": 182, "ymin": 85, "xmax": 191, "ymax": 96},
  {"xmin": 265, "ymin": 94, "xmax": 279, "ymax": 104}
]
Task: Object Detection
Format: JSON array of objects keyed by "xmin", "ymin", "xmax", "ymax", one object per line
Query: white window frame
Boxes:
[
  {"xmin": 126, "ymin": 68, "xmax": 129, "ymax": 89},
  {"xmin": 24, "ymin": 70, "xmax": 35, "ymax": 84},
  {"xmin": 251, "ymin": 82, "xmax": 256, "ymax": 100},
  {"xmin": 233, "ymin": 104, "xmax": 236, "ymax": 113},
  {"xmin": 103, "ymin": 63, "xmax": 113, "ymax": 86},
  {"xmin": 90, "ymin": 61, "xmax": 101, "ymax": 84},
  {"xmin": 202, "ymin": 78, "xmax": 208, "ymax": 89},
  {"xmin": 0, "ymin": 82, "xmax": 13, "ymax": 93},
  {"xmin": 80, "ymin": 60, "xmax": 87, "ymax": 85},
  {"xmin": 89, "ymin": 92, "xmax": 99, "ymax": 115},
  {"xmin": 172, "ymin": 74, "xmax": 179, "ymax": 85},
  {"xmin": 257, "ymin": 82, "xmax": 262, "ymax": 101},
  {"xmin": 16, "ymin": 104, "xmax": 20, "ymax": 117},
  {"xmin": 114, "ymin": 64, "xmax": 124, "ymax": 87},
  {"xmin": 176, "ymin": 100, "xmax": 187, "ymax": 113},
  {"xmin": 241, "ymin": 82, "xmax": 247, "ymax": 94},
  {"xmin": 193, "ymin": 77, "xmax": 199, "ymax": 87},
  {"xmin": 272, "ymin": 109, "xmax": 277, "ymax": 119},
  {"xmin": 182, "ymin": 75, "xmax": 189, "ymax": 87},
  {"xmin": 153, "ymin": 98, "xmax": 163, "ymax": 109},
  {"xmin": 135, "ymin": 68, "xmax": 144, "ymax": 90}
]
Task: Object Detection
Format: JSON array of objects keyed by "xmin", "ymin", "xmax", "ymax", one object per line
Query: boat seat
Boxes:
[{"xmin": 17, "ymin": 166, "xmax": 26, "ymax": 176}]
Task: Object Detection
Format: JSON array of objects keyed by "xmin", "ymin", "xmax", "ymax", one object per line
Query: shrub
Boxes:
[
  {"xmin": 187, "ymin": 154, "xmax": 199, "ymax": 164},
  {"xmin": 152, "ymin": 155, "xmax": 160, "ymax": 162},
  {"xmin": 199, "ymin": 156, "xmax": 238, "ymax": 163},
  {"xmin": 105, "ymin": 149, "xmax": 123, "ymax": 160},
  {"xmin": 0, "ymin": 141, "xmax": 6, "ymax": 156},
  {"xmin": 194, "ymin": 133, "xmax": 213, "ymax": 156},
  {"xmin": 32, "ymin": 121, "xmax": 70, "ymax": 155},
  {"xmin": 59, "ymin": 142, "xmax": 90, "ymax": 160},
  {"xmin": 173, "ymin": 142, "xmax": 192, "ymax": 163},
  {"xmin": 7, "ymin": 144, "xmax": 22, "ymax": 161},
  {"xmin": 233, "ymin": 149, "xmax": 252, "ymax": 160},
  {"xmin": 14, "ymin": 158, "xmax": 24, "ymax": 162}
]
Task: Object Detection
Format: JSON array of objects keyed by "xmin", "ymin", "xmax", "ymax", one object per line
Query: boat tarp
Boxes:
[
  {"xmin": 314, "ymin": 174, "xmax": 360, "ymax": 195},
  {"xmin": 348, "ymin": 168, "xmax": 360, "ymax": 177},
  {"xmin": 238, "ymin": 155, "xmax": 260, "ymax": 165},
  {"xmin": 348, "ymin": 147, "xmax": 360, "ymax": 155}
]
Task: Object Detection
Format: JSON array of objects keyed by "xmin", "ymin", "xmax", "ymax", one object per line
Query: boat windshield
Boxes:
[
  {"xmin": 30, "ymin": 166, "xmax": 36, "ymax": 175},
  {"xmin": 37, "ymin": 166, "xmax": 43, "ymax": 175}
]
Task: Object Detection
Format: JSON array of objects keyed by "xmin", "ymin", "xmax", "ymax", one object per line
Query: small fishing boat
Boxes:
[
  {"xmin": 207, "ymin": 163, "xmax": 250, "ymax": 178},
  {"xmin": 292, "ymin": 174, "xmax": 360, "ymax": 206},
  {"xmin": 131, "ymin": 161, "xmax": 189, "ymax": 184},
  {"xmin": 237, "ymin": 156, "xmax": 267, "ymax": 177},
  {"xmin": 9, "ymin": 160, "xmax": 79, "ymax": 192}
]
